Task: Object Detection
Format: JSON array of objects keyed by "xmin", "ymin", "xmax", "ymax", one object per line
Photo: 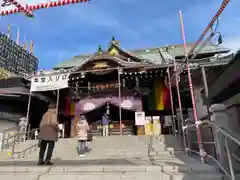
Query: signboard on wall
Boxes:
[
  {"xmin": 164, "ymin": 116, "xmax": 173, "ymax": 127},
  {"xmin": 135, "ymin": 111, "xmax": 146, "ymax": 125},
  {"xmin": 30, "ymin": 73, "xmax": 69, "ymax": 92}
]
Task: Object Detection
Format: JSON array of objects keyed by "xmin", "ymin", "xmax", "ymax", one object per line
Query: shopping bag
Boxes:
[{"xmin": 87, "ymin": 133, "xmax": 93, "ymax": 142}]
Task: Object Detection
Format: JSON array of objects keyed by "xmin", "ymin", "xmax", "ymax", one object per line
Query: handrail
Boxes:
[
  {"xmin": 183, "ymin": 120, "xmax": 239, "ymax": 180},
  {"xmin": 232, "ymin": 153, "xmax": 240, "ymax": 163},
  {"xmin": 184, "ymin": 120, "xmax": 240, "ymax": 146},
  {"xmin": 0, "ymin": 127, "xmax": 18, "ymax": 133},
  {"xmin": 0, "ymin": 128, "xmax": 39, "ymax": 153},
  {"xmin": 187, "ymin": 148, "xmax": 232, "ymax": 179},
  {"xmin": 11, "ymin": 142, "xmax": 39, "ymax": 158}
]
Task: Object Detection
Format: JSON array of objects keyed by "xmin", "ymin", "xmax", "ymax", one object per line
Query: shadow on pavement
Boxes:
[{"xmin": 0, "ymin": 158, "xmax": 138, "ymax": 166}]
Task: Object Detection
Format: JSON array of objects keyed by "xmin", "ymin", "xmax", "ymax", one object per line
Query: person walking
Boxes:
[
  {"xmin": 77, "ymin": 115, "xmax": 89, "ymax": 157},
  {"xmin": 102, "ymin": 113, "xmax": 109, "ymax": 136},
  {"xmin": 37, "ymin": 104, "xmax": 59, "ymax": 165}
]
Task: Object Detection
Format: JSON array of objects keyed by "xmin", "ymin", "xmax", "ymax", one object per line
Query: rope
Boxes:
[
  {"xmin": 178, "ymin": 0, "xmax": 231, "ymax": 74},
  {"xmin": 177, "ymin": 0, "xmax": 231, "ymax": 162},
  {"xmin": 7, "ymin": 0, "xmax": 33, "ymax": 16},
  {"xmin": 0, "ymin": 0, "xmax": 89, "ymax": 16},
  {"xmin": 179, "ymin": 10, "xmax": 205, "ymax": 163}
]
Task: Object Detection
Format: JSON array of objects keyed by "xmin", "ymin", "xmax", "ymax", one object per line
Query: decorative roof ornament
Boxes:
[
  {"xmin": 111, "ymin": 36, "xmax": 116, "ymax": 43},
  {"xmin": 97, "ymin": 45, "xmax": 103, "ymax": 54},
  {"xmin": 110, "ymin": 36, "xmax": 120, "ymax": 47},
  {"xmin": 218, "ymin": 34, "xmax": 223, "ymax": 45}
]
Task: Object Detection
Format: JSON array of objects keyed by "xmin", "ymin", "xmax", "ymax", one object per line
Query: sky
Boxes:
[{"xmin": 0, "ymin": 0, "xmax": 240, "ymax": 70}]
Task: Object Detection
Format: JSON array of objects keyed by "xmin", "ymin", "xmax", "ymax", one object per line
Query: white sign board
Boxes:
[
  {"xmin": 164, "ymin": 116, "xmax": 173, "ymax": 127},
  {"xmin": 152, "ymin": 116, "xmax": 160, "ymax": 124},
  {"xmin": 0, "ymin": 0, "xmax": 64, "ymax": 12},
  {"xmin": 135, "ymin": 111, "xmax": 146, "ymax": 125},
  {"xmin": 30, "ymin": 73, "xmax": 69, "ymax": 92}
]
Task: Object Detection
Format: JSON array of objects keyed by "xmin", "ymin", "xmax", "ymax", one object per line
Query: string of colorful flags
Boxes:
[{"xmin": 0, "ymin": 0, "xmax": 90, "ymax": 16}]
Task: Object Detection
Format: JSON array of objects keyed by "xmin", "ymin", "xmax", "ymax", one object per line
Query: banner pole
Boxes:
[
  {"xmin": 24, "ymin": 92, "xmax": 32, "ymax": 142},
  {"xmin": 56, "ymin": 89, "xmax": 60, "ymax": 118},
  {"xmin": 118, "ymin": 68, "xmax": 122, "ymax": 135}
]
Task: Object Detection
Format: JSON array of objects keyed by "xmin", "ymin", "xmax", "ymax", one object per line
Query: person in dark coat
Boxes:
[{"xmin": 37, "ymin": 104, "xmax": 59, "ymax": 165}]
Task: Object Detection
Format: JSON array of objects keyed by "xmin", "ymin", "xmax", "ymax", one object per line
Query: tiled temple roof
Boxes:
[{"xmin": 54, "ymin": 38, "xmax": 230, "ymax": 69}]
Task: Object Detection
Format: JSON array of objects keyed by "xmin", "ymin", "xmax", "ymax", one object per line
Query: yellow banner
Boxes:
[
  {"xmin": 154, "ymin": 79, "xmax": 164, "ymax": 110},
  {"xmin": 70, "ymin": 102, "xmax": 75, "ymax": 116}
]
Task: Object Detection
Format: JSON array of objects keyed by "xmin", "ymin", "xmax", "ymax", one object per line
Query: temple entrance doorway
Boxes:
[
  {"xmin": 109, "ymin": 104, "xmax": 136, "ymax": 135},
  {"xmin": 82, "ymin": 103, "xmax": 135, "ymax": 136}
]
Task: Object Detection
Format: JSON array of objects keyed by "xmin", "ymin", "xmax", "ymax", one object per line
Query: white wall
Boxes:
[
  {"xmin": 0, "ymin": 120, "xmax": 18, "ymax": 132},
  {"xmin": 193, "ymin": 85, "xmax": 208, "ymax": 119}
]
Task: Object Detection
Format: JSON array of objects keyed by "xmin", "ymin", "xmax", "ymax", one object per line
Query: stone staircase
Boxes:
[
  {"xmin": 0, "ymin": 135, "xmax": 225, "ymax": 179},
  {"xmin": 90, "ymin": 127, "xmax": 133, "ymax": 136}
]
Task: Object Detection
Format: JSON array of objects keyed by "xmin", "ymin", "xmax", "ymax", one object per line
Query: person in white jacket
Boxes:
[{"xmin": 76, "ymin": 115, "xmax": 89, "ymax": 157}]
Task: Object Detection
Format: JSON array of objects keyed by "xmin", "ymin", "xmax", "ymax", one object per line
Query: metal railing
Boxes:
[
  {"xmin": 0, "ymin": 128, "xmax": 39, "ymax": 155},
  {"xmin": 183, "ymin": 120, "xmax": 240, "ymax": 180},
  {"xmin": 11, "ymin": 142, "xmax": 39, "ymax": 159}
]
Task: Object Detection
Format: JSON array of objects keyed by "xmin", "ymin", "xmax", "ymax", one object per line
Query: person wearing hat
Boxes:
[
  {"xmin": 37, "ymin": 103, "xmax": 59, "ymax": 165},
  {"xmin": 76, "ymin": 115, "xmax": 89, "ymax": 157}
]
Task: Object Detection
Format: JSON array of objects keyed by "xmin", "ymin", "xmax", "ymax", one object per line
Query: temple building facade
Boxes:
[{"xmin": 48, "ymin": 37, "xmax": 231, "ymax": 137}]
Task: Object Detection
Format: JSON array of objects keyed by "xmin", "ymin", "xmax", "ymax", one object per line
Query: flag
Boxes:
[
  {"xmin": 16, "ymin": 28, "xmax": 20, "ymax": 45},
  {"xmin": 7, "ymin": 24, "xmax": 11, "ymax": 38},
  {"xmin": 30, "ymin": 40, "xmax": 34, "ymax": 54},
  {"xmin": 23, "ymin": 36, "xmax": 27, "ymax": 50}
]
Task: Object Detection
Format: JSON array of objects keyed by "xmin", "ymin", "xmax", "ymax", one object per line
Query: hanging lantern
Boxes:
[{"xmin": 106, "ymin": 102, "xmax": 110, "ymax": 115}]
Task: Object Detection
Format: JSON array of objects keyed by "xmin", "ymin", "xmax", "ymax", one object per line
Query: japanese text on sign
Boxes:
[{"xmin": 30, "ymin": 73, "xmax": 69, "ymax": 92}]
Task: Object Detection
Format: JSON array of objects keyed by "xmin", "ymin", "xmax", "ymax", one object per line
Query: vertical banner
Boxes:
[
  {"xmin": 64, "ymin": 96, "xmax": 70, "ymax": 116},
  {"xmin": 16, "ymin": 28, "xmax": 20, "ymax": 45},
  {"xmin": 152, "ymin": 116, "xmax": 161, "ymax": 136},
  {"xmin": 135, "ymin": 111, "xmax": 146, "ymax": 125},
  {"xmin": 154, "ymin": 78, "xmax": 164, "ymax": 110},
  {"xmin": 70, "ymin": 102, "xmax": 75, "ymax": 116},
  {"xmin": 145, "ymin": 116, "xmax": 153, "ymax": 136}
]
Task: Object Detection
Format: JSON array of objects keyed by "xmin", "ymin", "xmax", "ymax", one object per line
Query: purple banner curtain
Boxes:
[
  {"xmin": 75, "ymin": 97, "xmax": 108, "ymax": 114},
  {"xmin": 75, "ymin": 96, "xmax": 142, "ymax": 114},
  {"xmin": 108, "ymin": 96, "xmax": 142, "ymax": 111}
]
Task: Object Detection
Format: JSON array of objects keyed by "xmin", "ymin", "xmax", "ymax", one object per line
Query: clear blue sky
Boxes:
[{"xmin": 0, "ymin": 0, "xmax": 239, "ymax": 69}]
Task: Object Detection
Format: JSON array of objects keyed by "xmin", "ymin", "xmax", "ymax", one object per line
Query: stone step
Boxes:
[
  {"xmin": 0, "ymin": 165, "xmax": 219, "ymax": 173},
  {"xmin": 149, "ymin": 150, "xmax": 185, "ymax": 156},
  {"xmin": 0, "ymin": 172, "xmax": 224, "ymax": 180}
]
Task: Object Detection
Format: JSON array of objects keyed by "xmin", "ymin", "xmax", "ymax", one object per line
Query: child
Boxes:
[{"xmin": 76, "ymin": 115, "xmax": 89, "ymax": 157}]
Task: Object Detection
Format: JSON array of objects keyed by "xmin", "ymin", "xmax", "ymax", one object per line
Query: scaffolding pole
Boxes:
[
  {"xmin": 172, "ymin": 45, "xmax": 187, "ymax": 154},
  {"xmin": 166, "ymin": 67, "xmax": 176, "ymax": 136}
]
